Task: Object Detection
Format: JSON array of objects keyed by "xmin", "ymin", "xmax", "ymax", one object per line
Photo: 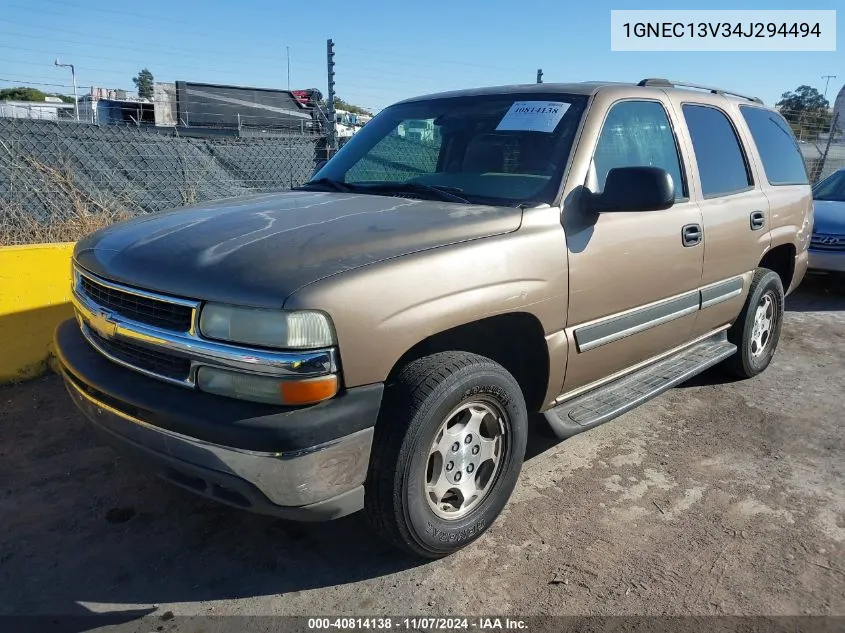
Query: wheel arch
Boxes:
[
  {"xmin": 759, "ymin": 243, "xmax": 796, "ymax": 293},
  {"xmin": 385, "ymin": 312, "xmax": 551, "ymax": 414}
]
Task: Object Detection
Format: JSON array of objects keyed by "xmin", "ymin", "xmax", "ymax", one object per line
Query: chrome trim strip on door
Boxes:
[
  {"xmin": 699, "ymin": 275, "xmax": 744, "ymax": 309},
  {"xmin": 574, "ymin": 290, "xmax": 700, "ymax": 352},
  {"xmin": 571, "ymin": 273, "xmax": 749, "ymax": 353}
]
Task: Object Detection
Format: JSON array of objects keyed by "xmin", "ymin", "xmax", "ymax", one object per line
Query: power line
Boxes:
[
  {"xmin": 2, "ymin": 10, "xmax": 526, "ymax": 76},
  {"xmin": 0, "ymin": 40, "xmax": 474, "ymax": 90},
  {"xmin": 342, "ymin": 43, "xmax": 526, "ymax": 73},
  {"xmin": 0, "ymin": 76, "xmax": 86, "ymax": 89},
  {"xmin": 821, "ymin": 75, "xmax": 837, "ymax": 100},
  {"xmin": 43, "ymin": 0, "xmax": 321, "ymax": 47},
  {"xmin": 5, "ymin": 1, "xmax": 320, "ymax": 47},
  {"xmin": 0, "ymin": 30, "xmax": 492, "ymax": 94}
]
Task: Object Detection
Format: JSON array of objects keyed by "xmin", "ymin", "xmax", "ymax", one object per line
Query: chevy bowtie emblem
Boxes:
[{"xmin": 89, "ymin": 310, "xmax": 118, "ymax": 339}]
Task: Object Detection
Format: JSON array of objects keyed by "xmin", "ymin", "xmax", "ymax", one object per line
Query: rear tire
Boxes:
[
  {"xmin": 365, "ymin": 351, "xmax": 527, "ymax": 559},
  {"xmin": 722, "ymin": 268, "xmax": 784, "ymax": 379}
]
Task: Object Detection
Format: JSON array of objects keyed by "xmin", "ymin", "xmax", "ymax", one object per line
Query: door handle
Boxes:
[
  {"xmin": 681, "ymin": 223, "xmax": 702, "ymax": 247},
  {"xmin": 750, "ymin": 210, "xmax": 765, "ymax": 231}
]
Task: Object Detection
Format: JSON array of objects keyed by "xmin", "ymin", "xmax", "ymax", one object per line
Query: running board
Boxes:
[{"xmin": 544, "ymin": 332, "xmax": 737, "ymax": 439}]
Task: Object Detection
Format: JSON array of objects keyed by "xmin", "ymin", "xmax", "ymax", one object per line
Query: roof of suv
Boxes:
[{"xmin": 395, "ymin": 79, "xmax": 764, "ymax": 107}]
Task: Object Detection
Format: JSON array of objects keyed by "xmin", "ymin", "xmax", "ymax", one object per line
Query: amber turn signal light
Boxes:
[{"xmin": 279, "ymin": 374, "xmax": 339, "ymax": 405}]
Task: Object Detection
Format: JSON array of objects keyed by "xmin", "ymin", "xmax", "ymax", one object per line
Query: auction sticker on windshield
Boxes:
[{"xmin": 496, "ymin": 101, "xmax": 570, "ymax": 133}]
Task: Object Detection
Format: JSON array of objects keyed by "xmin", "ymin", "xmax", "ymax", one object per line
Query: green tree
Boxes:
[
  {"xmin": 132, "ymin": 68, "xmax": 154, "ymax": 99},
  {"xmin": 776, "ymin": 85, "xmax": 832, "ymax": 141},
  {"xmin": 334, "ymin": 97, "xmax": 371, "ymax": 115},
  {"xmin": 318, "ymin": 96, "xmax": 371, "ymax": 115},
  {"xmin": 0, "ymin": 87, "xmax": 73, "ymax": 103},
  {"xmin": 0, "ymin": 87, "xmax": 49, "ymax": 102}
]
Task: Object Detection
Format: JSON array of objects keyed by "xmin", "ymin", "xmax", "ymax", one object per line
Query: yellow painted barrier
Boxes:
[{"xmin": 0, "ymin": 243, "xmax": 76, "ymax": 383}]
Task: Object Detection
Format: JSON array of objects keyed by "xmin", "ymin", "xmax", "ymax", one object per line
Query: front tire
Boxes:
[
  {"xmin": 365, "ymin": 351, "xmax": 527, "ymax": 559},
  {"xmin": 723, "ymin": 268, "xmax": 784, "ymax": 379}
]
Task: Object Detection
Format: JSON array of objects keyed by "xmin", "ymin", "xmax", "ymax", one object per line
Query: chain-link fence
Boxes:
[
  {"xmin": 0, "ymin": 118, "xmax": 321, "ymax": 245},
  {"xmin": 2, "ymin": 106, "xmax": 843, "ymax": 246},
  {"xmin": 780, "ymin": 108, "xmax": 845, "ymax": 183}
]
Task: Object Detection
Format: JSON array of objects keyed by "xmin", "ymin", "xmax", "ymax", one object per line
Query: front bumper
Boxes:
[
  {"xmin": 808, "ymin": 248, "xmax": 845, "ymax": 274},
  {"xmin": 54, "ymin": 319, "xmax": 384, "ymax": 520}
]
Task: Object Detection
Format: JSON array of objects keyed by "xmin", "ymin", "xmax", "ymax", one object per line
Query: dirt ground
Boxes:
[{"xmin": 1, "ymin": 275, "xmax": 843, "ymax": 628}]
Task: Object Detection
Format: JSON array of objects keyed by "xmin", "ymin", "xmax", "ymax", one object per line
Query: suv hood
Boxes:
[{"xmin": 74, "ymin": 191, "xmax": 523, "ymax": 308}]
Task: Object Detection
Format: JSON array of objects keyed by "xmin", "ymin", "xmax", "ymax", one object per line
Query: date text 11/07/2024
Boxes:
[
  {"xmin": 622, "ymin": 22, "xmax": 822, "ymax": 38},
  {"xmin": 307, "ymin": 617, "xmax": 529, "ymax": 630}
]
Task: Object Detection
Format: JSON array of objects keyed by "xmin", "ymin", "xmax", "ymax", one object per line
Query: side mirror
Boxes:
[{"xmin": 588, "ymin": 166, "xmax": 675, "ymax": 213}]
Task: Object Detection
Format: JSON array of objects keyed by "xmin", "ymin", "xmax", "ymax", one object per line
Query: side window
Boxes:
[
  {"xmin": 592, "ymin": 100, "xmax": 686, "ymax": 199},
  {"xmin": 739, "ymin": 106, "xmax": 809, "ymax": 186},
  {"xmin": 682, "ymin": 104, "xmax": 752, "ymax": 198},
  {"xmin": 346, "ymin": 119, "xmax": 442, "ymax": 183}
]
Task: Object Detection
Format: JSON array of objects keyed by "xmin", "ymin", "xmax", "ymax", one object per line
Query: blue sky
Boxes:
[{"xmin": 0, "ymin": 0, "xmax": 842, "ymax": 111}]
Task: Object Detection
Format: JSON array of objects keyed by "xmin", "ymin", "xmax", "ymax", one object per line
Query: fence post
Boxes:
[
  {"xmin": 326, "ymin": 38, "xmax": 336, "ymax": 158},
  {"xmin": 813, "ymin": 112, "xmax": 840, "ymax": 183}
]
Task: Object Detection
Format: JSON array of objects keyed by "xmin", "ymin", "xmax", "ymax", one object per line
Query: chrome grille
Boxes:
[
  {"xmin": 87, "ymin": 327, "xmax": 191, "ymax": 381},
  {"xmin": 810, "ymin": 234, "xmax": 845, "ymax": 251},
  {"xmin": 78, "ymin": 274, "xmax": 194, "ymax": 332},
  {"xmin": 71, "ymin": 264, "xmax": 337, "ymax": 390}
]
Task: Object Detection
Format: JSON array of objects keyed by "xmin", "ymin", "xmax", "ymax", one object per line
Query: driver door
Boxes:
[{"xmin": 562, "ymin": 98, "xmax": 704, "ymax": 393}]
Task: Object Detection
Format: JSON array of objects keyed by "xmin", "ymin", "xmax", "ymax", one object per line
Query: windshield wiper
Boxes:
[
  {"xmin": 295, "ymin": 178, "xmax": 351, "ymax": 193},
  {"xmin": 356, "ymin": 182, "xmax": 471, "ymax": 204}
]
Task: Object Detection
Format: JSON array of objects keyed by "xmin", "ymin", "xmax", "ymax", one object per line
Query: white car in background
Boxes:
[{"xmin": 809, "ymin": 168, "xmax": 845, "ymax": 275}]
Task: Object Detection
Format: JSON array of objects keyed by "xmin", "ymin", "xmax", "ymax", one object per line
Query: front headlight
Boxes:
[{"xmin": 199, "ymin": 303, "xmax": 336, "ymax": 349}]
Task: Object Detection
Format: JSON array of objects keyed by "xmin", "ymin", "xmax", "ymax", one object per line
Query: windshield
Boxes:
[
  {"xmin": 311, "ymin": 93, "xmax": 589, "ymax": 206},
  {"xmin": 813, "ymin": 170, "xmax": 845, "ymax": 202}
]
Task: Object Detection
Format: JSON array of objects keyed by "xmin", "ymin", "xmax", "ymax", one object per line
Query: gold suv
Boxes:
[{"xmin": 55, "ymin": 78, "xmax": 813, "ymax": 558}]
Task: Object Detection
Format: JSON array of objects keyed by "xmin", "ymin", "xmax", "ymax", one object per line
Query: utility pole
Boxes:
[
  {"xmin": 536, "ymin": 69, "xmax": 543, "ymax": 84},
  {"xmin": 822, "ymin": 74, "xmax": 837, "ymax": 100},
  {"xmin": 326, "ymin": 38, "xmax": 336, "ymax": 154},
  {"xmin": 287, "ymin": 46, "xmax": 291, "ymax": 90},
  {"xmin": 54, "ymin": 58, "xmax": 79, "ymax": 121}
]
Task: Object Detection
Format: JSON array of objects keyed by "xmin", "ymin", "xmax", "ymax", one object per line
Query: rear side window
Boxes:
[
  {"xmin": 739, "ymin": 106, "xmax": 809, "ymax": 186},
  {"xmin": 682, "ymin": 104, "xmax": 752, "ymax": 198}
]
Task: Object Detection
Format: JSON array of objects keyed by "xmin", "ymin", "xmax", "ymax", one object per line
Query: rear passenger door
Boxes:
[{"xmin": 675, "ymin": 101, "xmax": 771, "ymax": 336}]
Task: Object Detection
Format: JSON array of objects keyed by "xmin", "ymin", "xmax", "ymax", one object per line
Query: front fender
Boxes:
[{"xmin": 284, "ymin": 217, "xmax": 569, "ymax": 389}]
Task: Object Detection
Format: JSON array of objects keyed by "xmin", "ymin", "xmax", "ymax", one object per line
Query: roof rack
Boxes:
[{"xmin": 637, "ymin": 78, "xmax": 764, "ymax": 104}]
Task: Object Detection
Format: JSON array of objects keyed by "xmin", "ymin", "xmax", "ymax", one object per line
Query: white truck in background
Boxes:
[{"xmin": 335, "ymin": 109, "xmax": 372, "ymax": 139}]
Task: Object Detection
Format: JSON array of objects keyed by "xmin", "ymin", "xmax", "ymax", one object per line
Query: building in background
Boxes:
[
  {"xmin": 153, "ymin": 82, "xmax": 177, "ymax": 127},
  {"xmin": 77, "ymin": 87, "xmax": 151, "ymax": 125},
  {"xmin": 0, "ymin": 97, "xmax": 74, "ymax": 120}
]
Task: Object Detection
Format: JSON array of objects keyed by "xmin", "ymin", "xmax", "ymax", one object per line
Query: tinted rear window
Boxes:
[
  {"xmin": 682, "ymin": 104, "xmax": 752, "ymax": 198},
  {"xmin": 739, "ymin": 106, "xmax": 809, "ymax": 186}
]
